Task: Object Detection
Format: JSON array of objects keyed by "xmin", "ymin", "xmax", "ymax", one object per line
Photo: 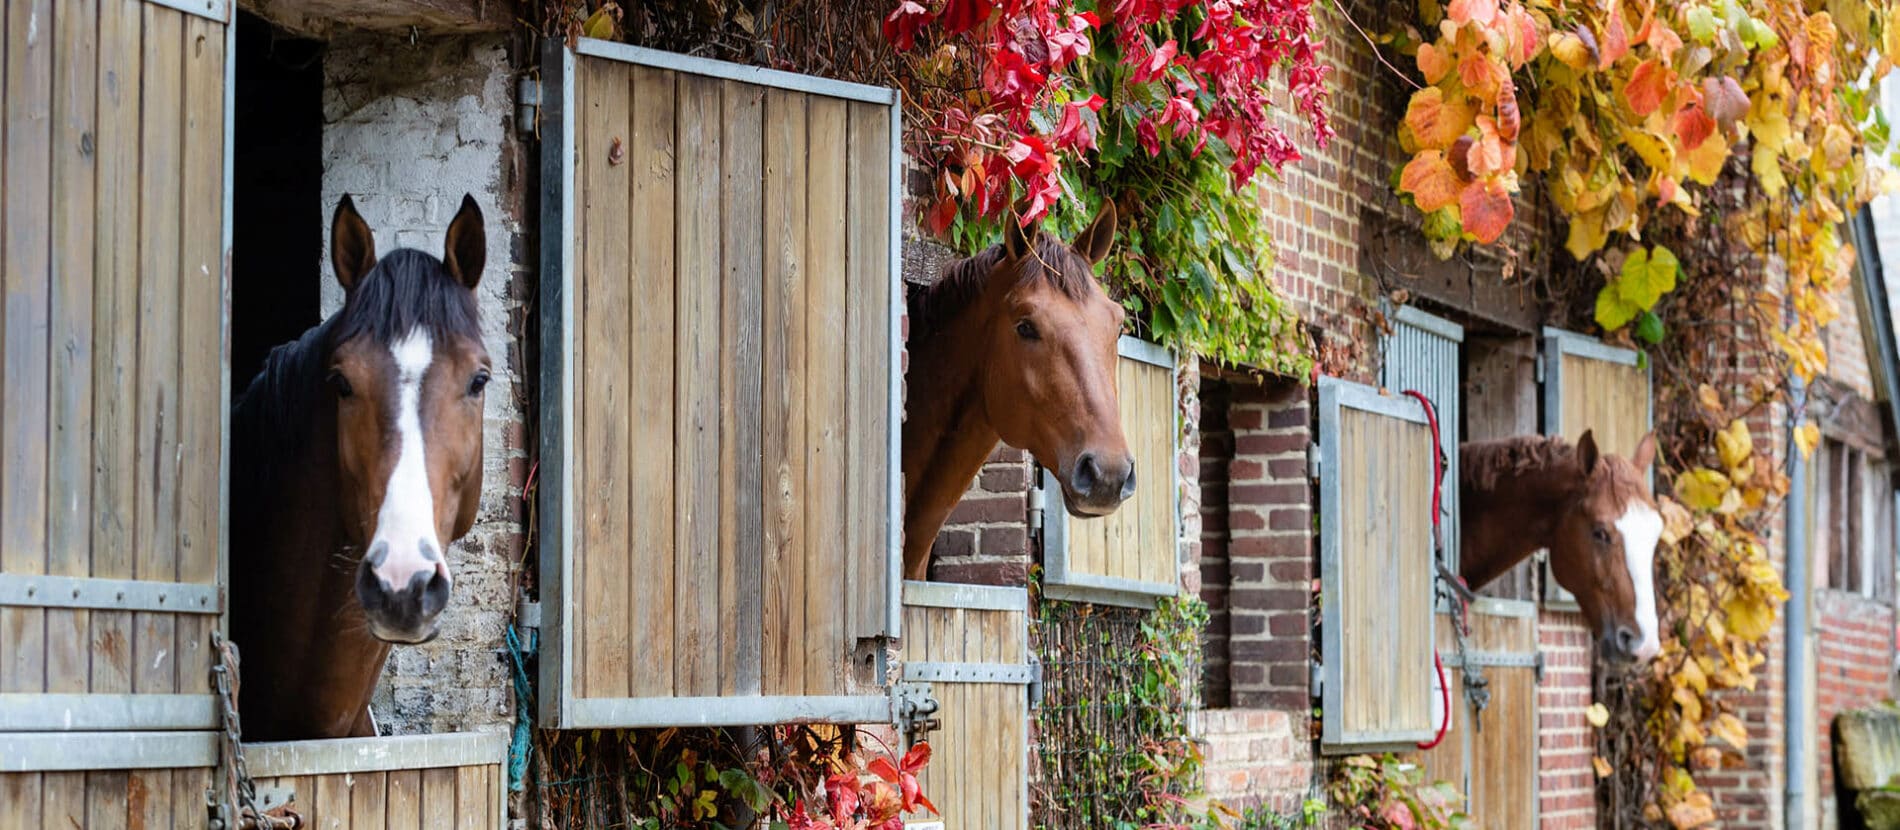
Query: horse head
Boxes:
[
  {"xmin": 1547, "ymin": 429, "xmax": 1663, "ymax": 663},
  {"xmin": 977, "ymin": 204, "xmax": 1133, "ymax": 516},
  {"xmin": 325, "ymin": 195, "xmax": 490, "ymax": 644}
]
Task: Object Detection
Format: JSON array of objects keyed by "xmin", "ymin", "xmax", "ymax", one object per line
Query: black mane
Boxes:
[
  {"xmin": 909, "ymin": 234, "xmax": 1096, "ymax": 340},
  {"xmin": 231, "ymin": 249, "xmax": 481, "ymax": 496}
]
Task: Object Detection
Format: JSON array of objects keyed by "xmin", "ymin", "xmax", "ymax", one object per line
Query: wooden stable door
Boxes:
[
  {"xmin": 899, "ymin": 582, "xmax": 1031, "ymax": 829},
  {"xmin": 1416, "ymin": 601, "xmax": 1542, "ymax": 828},
  {"xmin": 539, "ymin": 40, "xmax": 902, "ymax": 728},
  {"xmin": 0, "ymin": 0, "xmax": 231, "ymax": 823}
]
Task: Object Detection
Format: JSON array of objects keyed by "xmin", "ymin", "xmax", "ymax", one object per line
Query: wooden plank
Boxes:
[
  {"xmin": 83, "ymin": 770, "xmax": 128, "ymax": 830},
  {"xmin": 48, "ymin": 0, "xmax": 98, "ymax": 582},
  {"xmin": 3, "ymin": 774, "xmax": 43, "ymax": 830},
  {"xmin": 351, "ymin": 771, "xmax": 390, "ymax": 830},
  {"xmin": 40, "ymin": 6, "xmax": 99, "ymax": 695},
  {"xmin": 45, "ymin": 0, "xmax": 98, "ymax": 702},
  {"xmin": 316, "ymin": 772, "xmax": 351, "ymax": 829},
  {"xmin": 129, "ymin": 770, "xmax": 169, "ymax": 830},
  {"xmin": 40, "ymin": 771, "xmax": 83, "ymax": 830},
  {"xmin": 576, "ymin": 56, "xmax": 632, "ymax": 701},
  {"xmin": 2, "ymin": 0, "xmax": 55, "ymax": 700},
  {"xmin": 89, "ymin": 0, "xmax": 141, "ymax": 700},
  {"xmin": 802, "ymin": 95, "xmax": 848, "ymax": 695},
  {"xmin": 672, "ymin": 72, "xmax": 723, "ymax": 698},
  {"xmin": 719, "ymin": 79, "xmax": 764, "ymax": 696},
  {"xmin": 455, "ymin": 765, "xmax": 484, "ymax": 830},
  {"xmin": 386, "ymin": 769, "xmax": 422, "ymax": 830},
  {"xmin": 174, "ymin": 768, "xmax": 211, "ymax": 830},
  {"xmin": 132, "ymin": 4, "xmax": 184, "ymax": 697},
  {"xmin": 845, "ymin": 102, "xmax": 891, "ymax": 639},
  {"xmin": 421, "ymin": 767, "xmax": 457, "ymax": 827},
  {"xmin": 626, "ymin": 64, "xmax": 677, "ymax": 698},
  {"xmin": 760, "ymin": 87, "xmax": 809, "ymax": 697},
  {"xmin": 177, "ymin": 12, "xmax": 222, "ymax": 590}
]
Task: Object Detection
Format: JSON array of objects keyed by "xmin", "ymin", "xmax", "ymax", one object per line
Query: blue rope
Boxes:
[{"xmin": 505, "ymin": 623, "xmax": 535, "ymax": 793}]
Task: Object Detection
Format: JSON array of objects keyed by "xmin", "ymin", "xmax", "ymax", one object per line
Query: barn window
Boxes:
[
  {"xmin": 1316, "ymin": 376, "xmax": 1437, "ymax": 751},
  {"xmin": 536, "ymin": 40, "xmax": 902, "ymax": 728},
  {"xmin": 1813, "ymin": 437, "xmax": 1896, "ymax": 602},
  {"xmin": 1039, "ymin": 336, "xmax": 1181, "ymax": 608},
  {"xmin": 1539, "ymin": 327, "xmax": 1652, "ymax": 608}
]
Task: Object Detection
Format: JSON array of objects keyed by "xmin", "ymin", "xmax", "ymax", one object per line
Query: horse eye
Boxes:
[
  {"xmin": 1592, "ymin": 526, "xmax": 1613, "ymax": 545},
  {"xmin": 468, "ymin": 369, "xmax": 491, "ymax": 397},
  {"xmin": 1015, "ymin": 319, "xmax": 1040, "ymax": 340},
  {"xmin": 327, "ymin": 369, "xmax": 353, "ymax": 399}
]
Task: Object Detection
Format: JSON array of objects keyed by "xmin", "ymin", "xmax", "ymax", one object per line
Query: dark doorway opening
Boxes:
[{"xmin": 233, "ymin": 11, "xmax": 324, "ymax": 391}]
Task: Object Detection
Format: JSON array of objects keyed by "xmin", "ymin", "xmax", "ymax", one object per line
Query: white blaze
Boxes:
[
  {"xmin": 1616, "ymin": 502, "xmax": 1665, "ymax": 660},
  {"xmin": 369, "ymin": 329, "xmax": 444, "ymax": 593}
]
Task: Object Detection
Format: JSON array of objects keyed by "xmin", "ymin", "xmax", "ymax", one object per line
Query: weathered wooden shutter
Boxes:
[
  {"xmin": 1415, "ymin": 599, "xmax": 1541, "ymax": 827},
  {"xmin": 241, "ymin": 733, "xmax": 508, "ymax": 828},
  {"xmin": 538, "ymin": 40, "xmax": 902, "ymax": 727},
  {"xmin": 1317, "ymin": 377, "xmax": 1437, "ymax": 751},
  {"xmin": 1, "ymin": 0, "xmax": 230, "ymax": 822},
  {"xmin": 1040, "ymin": 336, "xmax": 1179, "ymax": 607},
  {"xmin": 1380, "ymin": 306, "xmax": 1462, "ymax": 574},
  {"xmin": 1539, "ymin": 327, "xmax": 1651, "ymax": 608},
  {"xmin": 898, "ymin": 582, "xmax": 1031, "ymax": 829}
]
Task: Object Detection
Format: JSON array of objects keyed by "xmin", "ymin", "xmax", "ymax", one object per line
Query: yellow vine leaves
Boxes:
[
  {"xmin": 1649, "ymin": 413, "xmax": 1789, "ymax": 827},
  {"xmin": 1395, "ymin": 0, "xmax": 1899, "ymax": 379}
]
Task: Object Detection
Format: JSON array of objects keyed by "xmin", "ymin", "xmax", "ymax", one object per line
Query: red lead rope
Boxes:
[{"xmin": 1402, "ymin": 389, "xmax": 1456, "ymax": 751}]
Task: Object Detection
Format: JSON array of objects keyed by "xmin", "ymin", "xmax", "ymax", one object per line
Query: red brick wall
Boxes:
[
  {"xmin": 1200, "ymin": 708, "xmax": 1314, "ymax": 813},
  {"xmin": 1200, "ymin": 380, "xmax": 1237, "ymax": 708},
  {"xmin": 1538, "ymin": 611, "xmax": 1596, "ymax": 829},
  {"xmin": 1814, "ymin": 589, "xmax": 1896, "ymax": 819},
  {"xmin": 926, "ymin": 445, "xmax": 1034, "ymax": 586}
]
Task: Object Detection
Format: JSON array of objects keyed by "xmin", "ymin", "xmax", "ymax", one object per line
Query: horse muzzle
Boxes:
[
  {"xmin": 1062, "ymin": 451, "xmax": 1137, "ymax": 516},
  {"xmin": 355, "ymin": 539, "xmax": 452, "ymax": 644}
]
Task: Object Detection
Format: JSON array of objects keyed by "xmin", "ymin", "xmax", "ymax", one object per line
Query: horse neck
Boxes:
[
  {"xmin": 1459, "ymin": 455, "xmax": 1579, "ymax": 589},
  {"xmin": 230, "ymin": 323, "xmax": 392, "ymax": 739},
  {"xmin": 901, "ymin": 308, "xmax": 1002, "ymax": 578}
]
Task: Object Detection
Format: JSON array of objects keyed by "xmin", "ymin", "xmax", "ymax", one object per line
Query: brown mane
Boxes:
[
  {"xmin": 1461, "ymin": 434, "xmax": 1575, "ymax": 493},
  {"xmin": 909, "ymin": 234, "xmax": 1098, "ymax": 341}
]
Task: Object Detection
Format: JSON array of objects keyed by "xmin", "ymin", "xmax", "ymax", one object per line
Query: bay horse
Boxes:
[
  {"xmin": 230, "ymin": 195, "xmax": 490, "ymax": 740},
  {"xmin": 903, "ymin": 203, "xmax": 1132, "ymax": 581},
  {"xmin": 1460, "ymin": 429, "xmax": 1663, "ymax": 662}
]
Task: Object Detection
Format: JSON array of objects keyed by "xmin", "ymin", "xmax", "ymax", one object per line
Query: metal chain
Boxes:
[{"xmin": 208, "ymin": 631, "xmax": 300, "ymax": 830}]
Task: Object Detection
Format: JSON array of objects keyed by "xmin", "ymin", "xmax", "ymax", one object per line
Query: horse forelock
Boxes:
[
  {"xmin": 911, "ymin": 234, "xmax": 1099, "ymax": 340},
  {"xmin": 328, "ymin": 249, "xmax": 482, "ymax": 353}
]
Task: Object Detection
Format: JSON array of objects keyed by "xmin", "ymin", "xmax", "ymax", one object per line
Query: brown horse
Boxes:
[
  {"xmin": 230, "ymin": 195, "xmax": 490, "ymax": 740},
  {"xmin": 1460, "ymin": 429, "xmax": 1663, "ymax": 662},
  {"xmin": 902, "ymin": 204, "xmax": 1133, "ymax": 580}
]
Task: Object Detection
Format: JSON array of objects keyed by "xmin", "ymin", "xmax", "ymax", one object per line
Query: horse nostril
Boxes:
[
  {"xmin": 1119, "ymin": 458, "xmax": 1138, "ymax": 500},
  {"xmin": 354, "ymin": 560, "xmax": 386, "ymax": 613},
  {"xmin": 420, "ymin": 566, "xmax": 451, "ymax": 619},
  {"xmin": 1615, "ymin": 626, "xmax": 1640, "ymax": 654},
  {"xmin": 364, "ymin": 540, "xmax": 390, "ymax": 569},
  {"xmin": 1073, "ymin": 453, "xmax": 1099, "ymax": 494}
]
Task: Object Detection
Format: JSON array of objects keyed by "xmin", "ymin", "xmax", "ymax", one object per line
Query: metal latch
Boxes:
[{"xmin": 894, "ymin": 681, "xmax": 940, "ymax": 745}]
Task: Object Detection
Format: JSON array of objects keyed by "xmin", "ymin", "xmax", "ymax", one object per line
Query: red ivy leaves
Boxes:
[{"xmin": 890, "ymin": 0, "xmax": 1331, "ymax": 226}]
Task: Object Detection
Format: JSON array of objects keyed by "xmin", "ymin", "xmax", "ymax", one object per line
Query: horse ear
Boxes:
[
  {"xmin": 443, "ymin": 194, "xmax": 486, "ymax": 289},
  {"xmin": 1576, "ymin": 429, "xmax": 1600, "ymax": 475},
  {"xmin": 1073, "ymin": 200, "xmax": 1118, "ymax": 265},
  {"xmin": 331, "ymin": 195, "xmax": 377, "ymax": 292},
  {"xmin": 1631, "ymin": 431, "xmax": 1657, "ymax": 475},
  {"xmin": 1003, "ymin": 212, "xmax": 1038, "ymax": 261}
]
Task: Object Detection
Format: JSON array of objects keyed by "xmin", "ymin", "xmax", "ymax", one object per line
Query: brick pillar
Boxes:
[{"xmin": 1226, "ymin": 383, "xmax": 1313, "ymax": 710}]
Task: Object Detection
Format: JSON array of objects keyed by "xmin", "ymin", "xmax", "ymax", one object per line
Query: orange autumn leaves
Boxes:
[{"xmin": 1396, "ymin": 0, "xmax": 1889, "ymax": 264}]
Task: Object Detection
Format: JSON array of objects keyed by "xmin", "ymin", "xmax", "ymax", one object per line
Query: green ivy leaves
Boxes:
[{"xmin": 1596, "ymin": 244, "xmax": 1679, "ymax": 338}]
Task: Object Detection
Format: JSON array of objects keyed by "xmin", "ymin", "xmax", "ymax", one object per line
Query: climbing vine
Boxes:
[
  {"xmin": 1383, "ymin": 0, "xmax": 1896, "ymax": 823},
  {"xmin": 884, "ymin": 0, "xmax": 1333, "ymax": 372}
]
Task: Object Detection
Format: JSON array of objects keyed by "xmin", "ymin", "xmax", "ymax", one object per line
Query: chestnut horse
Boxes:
[
  {"xmin": 230, "ymin": 195, "xmax": 490, "ymax": 740},
  {"xmin": 903, "ymin": 204, "xmax": 1132, "ymax": 580},
  {"xmin": 1460, "ymin": 429, "xmax": 1663, "ymax": 662}
]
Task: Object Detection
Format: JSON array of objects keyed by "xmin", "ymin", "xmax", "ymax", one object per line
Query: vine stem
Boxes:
[{"xmin": 1325, "ymin": 0, "xmax": 1424, "ymax": 91}]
